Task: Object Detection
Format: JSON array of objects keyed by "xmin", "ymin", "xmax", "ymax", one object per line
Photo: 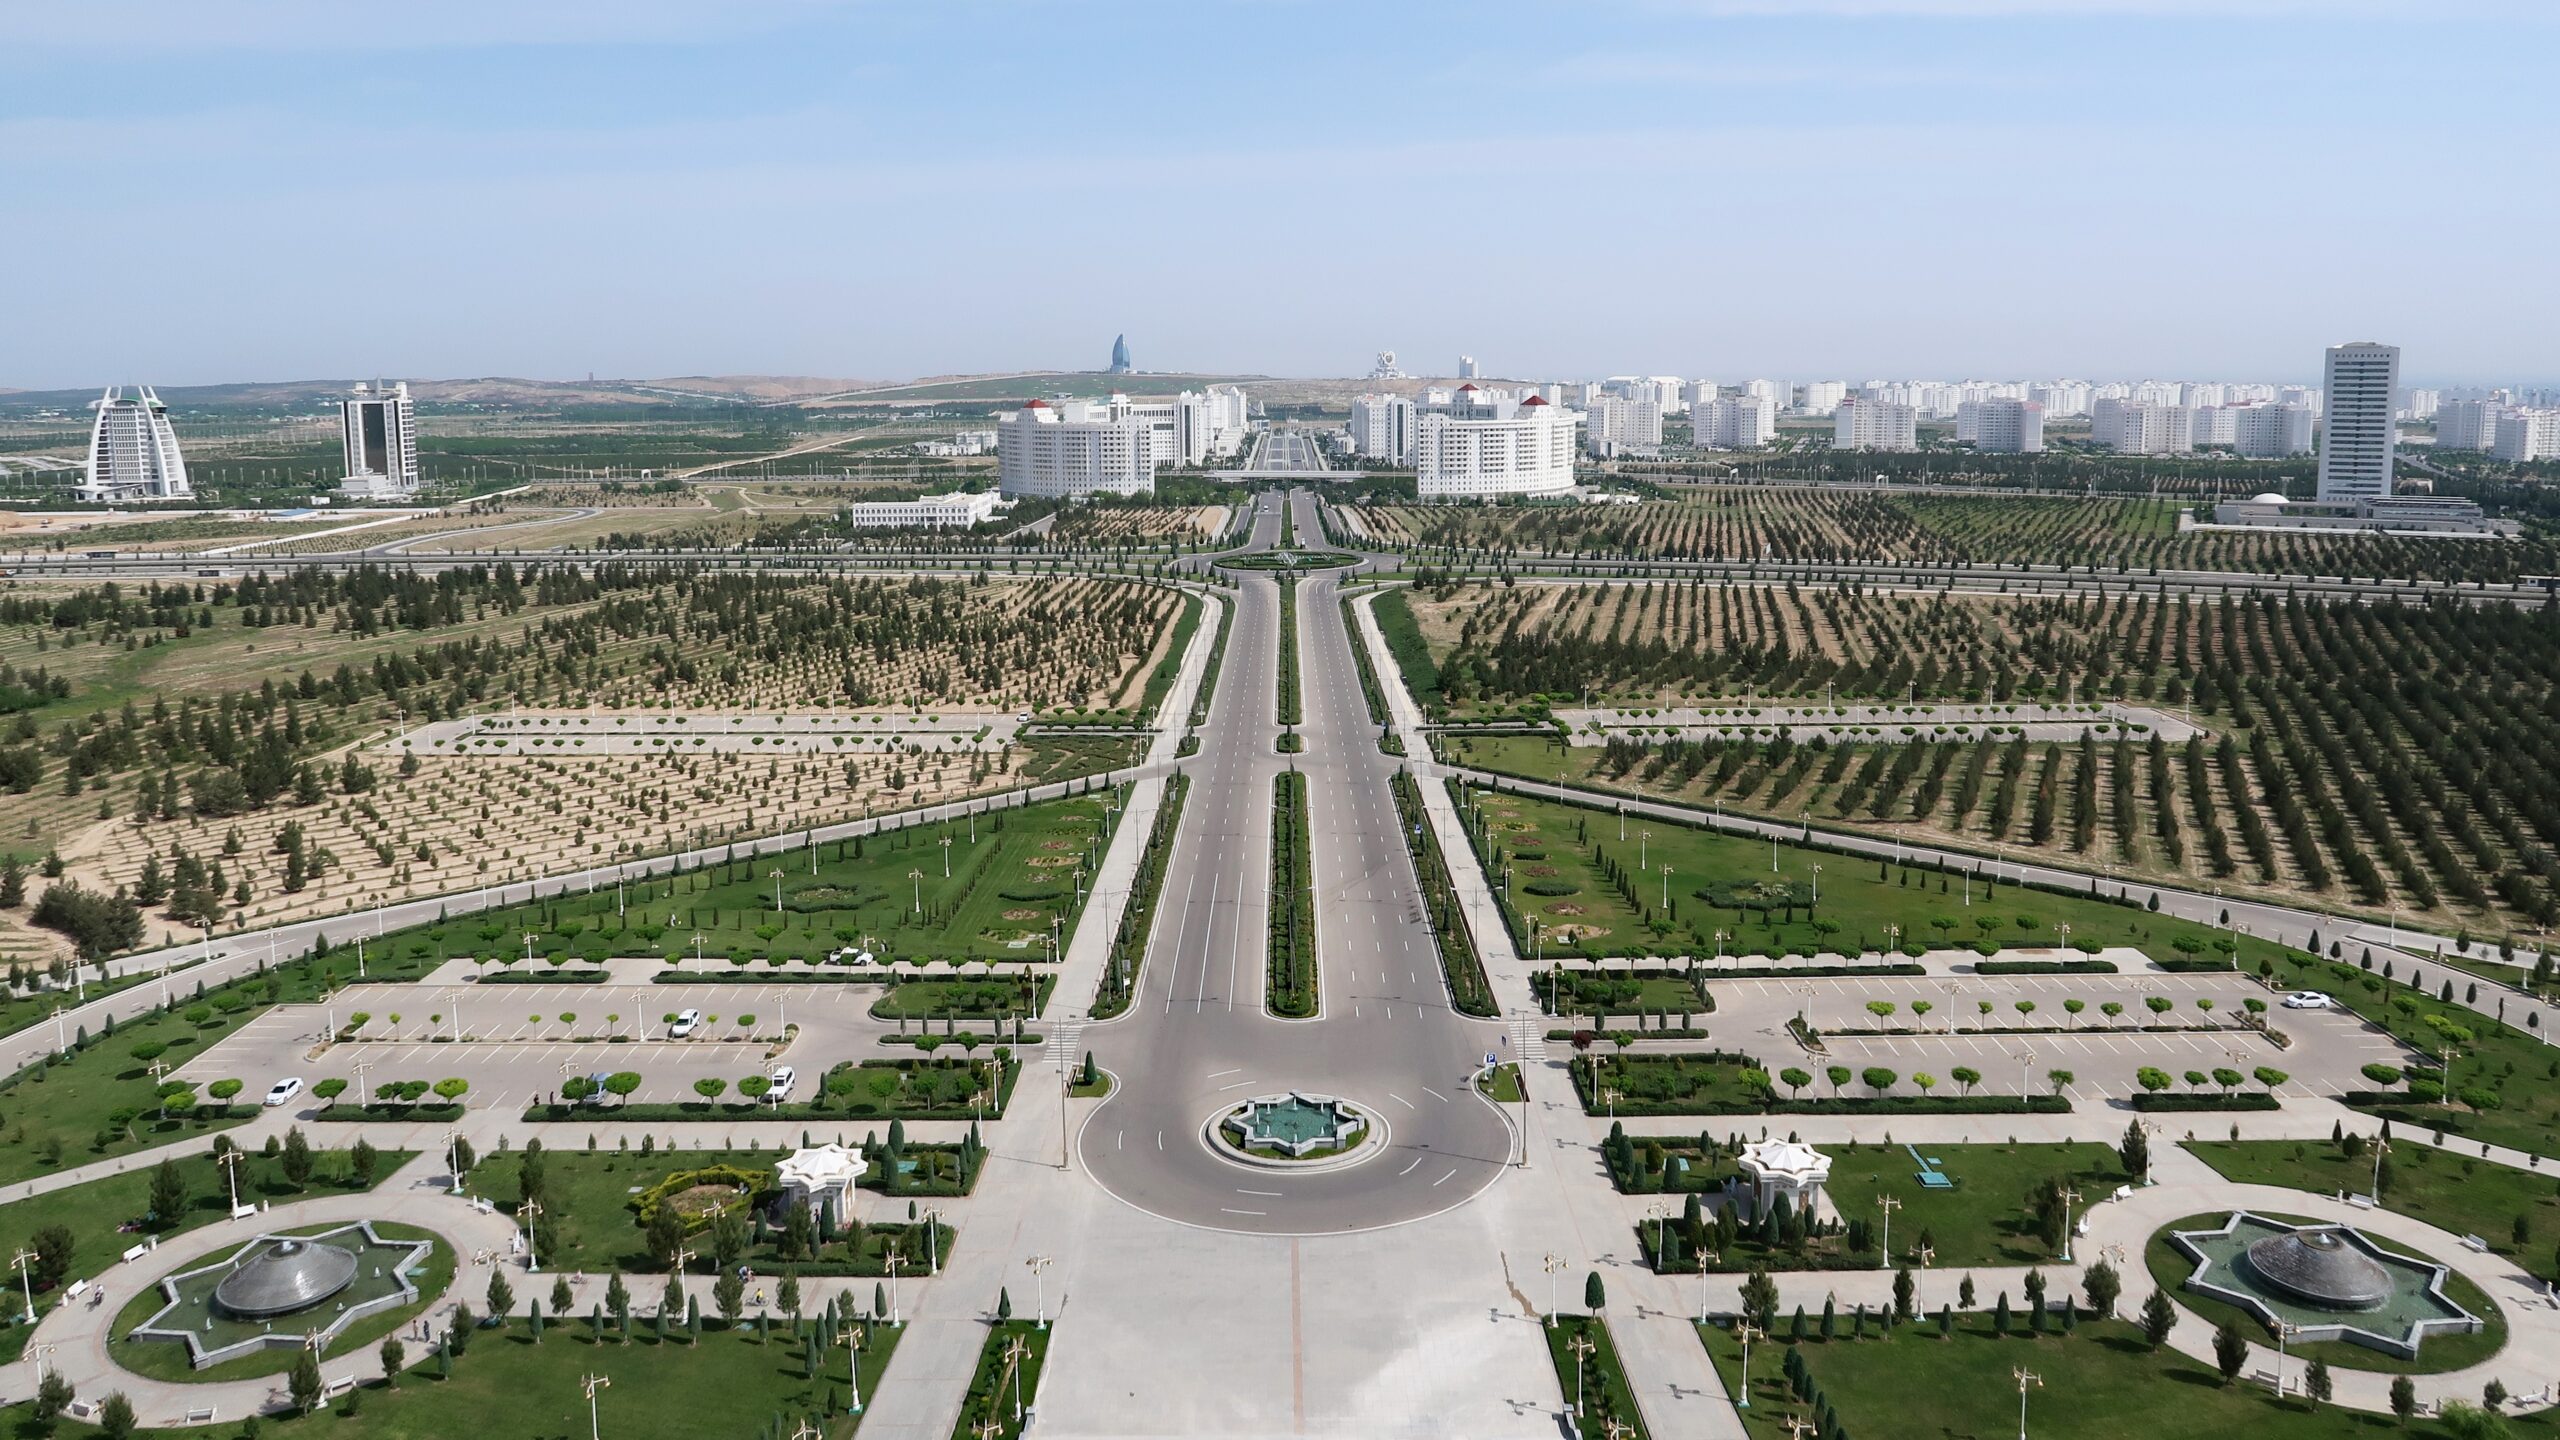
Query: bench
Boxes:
[
  {"xmin": 2462, "ymin": 1234, "xmax": 2490, "ymax": 1252},
  {"xmin": 184, "ymin": 1407, "xmax": 217, "ymax": 1425},
  {"xmin": 121, "ymin": 1242, "xmax": 149, "ymax": 1264}
]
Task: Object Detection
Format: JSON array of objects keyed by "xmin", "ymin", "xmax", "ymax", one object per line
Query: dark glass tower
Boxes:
[{"xmin": 1108, "ymin": 334, "xmax": 1132, "ymax": 374}]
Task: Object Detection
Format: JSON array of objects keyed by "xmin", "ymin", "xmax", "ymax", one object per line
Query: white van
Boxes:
[
  {"xmin": 670, "ymin": 1009, "xmax": 702, "ymax": 1038},
  {"xmin": 768, "ymin": 1066, "xmax": 797, "ymax": 1104}
]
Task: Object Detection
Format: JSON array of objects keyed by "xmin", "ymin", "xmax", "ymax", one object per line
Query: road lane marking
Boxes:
[
  {"xmin": 1388, "ymin": 1092, "xmax": 1414, "ymax": 1108},
  {"xmin": 1208, "ymin": 1067, "xmax": 1241, "ymax": 1079},
  {"xmin": 1423, "ymin": 1086, "xmax": 1450, "ymax": 1102},
  {"xmin": 1238, "ymin": 1188, "xmax": 1282, "ymax": 1197},
  {"xmin": 1399, "ymin": 1156, "xmax": 1424, "ymax": 1175},
  {"xmin": 1433, "ymin": 1169, "xmax": 1456, "ymax": 1185},
  {"xmin": 1220, "ymin": 1208, "xmax": 1266, "ymax": 1217}
]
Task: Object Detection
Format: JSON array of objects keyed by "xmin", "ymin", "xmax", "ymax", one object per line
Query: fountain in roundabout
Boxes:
[
  {"xmin": 1214, "ymin": 1092, "xmax": 1372, "ymax": 1163},
  {"xmin": 2168, "ymin": 1211, "xmax": 2482, "ymax": 1359},
  {"xmin": 128, "ymin": 1223, "xmax": 434, "ymax": 1369}
]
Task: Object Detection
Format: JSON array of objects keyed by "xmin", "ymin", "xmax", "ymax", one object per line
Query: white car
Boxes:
[
  {"xmin": 2281, "ymin": 991, "xmax": 2334, "ymax": 1010},
  {"xmin": 263, "ymin": 1077, "xmax": 304, "ymax": 1107},
  {"xmin": 768, "ymin": 1066, "xmax": 797, "ymax": 1104},
  {"xmin": 670, "ymin": 1008, "xmax": 702, "ymax": 1038}
]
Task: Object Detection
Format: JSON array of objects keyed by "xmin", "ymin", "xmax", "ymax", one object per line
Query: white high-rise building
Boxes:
[
  {"xmin": 1173, "ymin": 385, "xmax": 1250, "ymax": 465},
  {"xmin": 1695, "ymin": 394, "xmax": 1776, "ymax": 450},
  {"xmin": 1586, "ymin": 394, "xmax": 1663, "ymax": 456},
  {"xmin": 2189, "ymin": 405, "xmax": 2239, "ymax": 448},
  {"xmin": 2317, "ymin": 342, "xmax": 2399, "ymax": 501},
  {"xmin": 2029, "ymin": 381, "xmax": 2092, "ymax": 418},
  {"xmin": 2232, "ymin": 403, "xmax": 2316, "ymax": 458},
  {"xmin": 2436, "ymin": 399, "xmax": 2503, "ymax": 452},
  {"xmin": 1458, "ymin": 355, "xmax": 1479, "ymax": 379},
  {"xmin": 2402, "ymin": 388, "xmax": 2440, "ymax": 420},
  {"xmin": 996, "ymin": 399, "xmax": 1157, "ymax": 498},
  {"xmin": 2091, "ymin": 398, "xmax": 2194, "ymax": 455},
  {"xmin": 337, "ymin": 381, "xmax": 421, "ymax": 500},
  {"xmin": 1414, "ymin": 391, "xmax": 1578, "ymax": 500},
  {"xmin": 76, "ymin": 386, "xmax": 192, "ymax": 503},
  {"xmin": 1832, "ymin": 397, "xmax": 1918, "ymax": 452},
  {"xmin": 1348, "ymin": 394, "xmax": 1415, "ymax": 463},
  {"xmin": 1793, "ymin": 381, "xmax": 1847, "ymax": 416},
  {"xmin": 1956, "ymin": 398, "xmax": 2043, "ymax": 454},
  {"xmin": 2492, "ymin": 408, "xmax": 2560, "ymax": 462}
]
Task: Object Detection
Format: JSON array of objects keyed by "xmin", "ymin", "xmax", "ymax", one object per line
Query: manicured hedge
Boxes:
[
  {"xmin": 2127, "ymin": 1092, "xmax": 2278, "ymax": 1112},
  {"xmin": 2154, "ymin": 957, "xmax": 2239, "ymax": 973},
  {"xmin": 1759, "ymin": 1095, "xmax": 2071, "ymax": 1116},
  {"xmin": 1973, "ymin": 959, "xmax": 2118, "ymax": 976}
]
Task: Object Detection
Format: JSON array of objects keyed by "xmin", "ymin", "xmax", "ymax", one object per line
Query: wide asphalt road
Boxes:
[{"xmin": 1079, "ymin": 490, "xmax": 1513, "ymax": 1234}]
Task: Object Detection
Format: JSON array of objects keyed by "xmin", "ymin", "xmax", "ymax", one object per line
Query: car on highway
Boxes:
[
  {"xmin": 264, "ymin": 1077, "xmax": 304, "ymax": 1107},
  {"xmin": 768, "ymin": 1065, "xmax": 796, "ymax": 1104},
  {"xmin": 2280, "ymin": 991, "xmax": 2335, "ymax": 1009},
  {"xmin": 670, "ymin": 1008, "xmax": 702, "ymax": 1038}
]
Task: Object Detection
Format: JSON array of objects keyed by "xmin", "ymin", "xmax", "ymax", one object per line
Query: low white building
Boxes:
[
  {"xmin": 1734, "ymin": 1139, "xmax": 1831, "ymax": 1220},
  {"xmin": 1414, "ymin": 391, "xmax": 1578, "ymax": 500},
  {"xmin": 837, "ymin": 490, "xmax": 1007, "ymax": 529},
  {"xmin": 1832, "ymin": 397, "xmax": 1917, "ymax": 452},
  {"xmin": 774, "ymin": 1143, "xmax": 864, "ymax": 1219},
  {"xmin": 915, "ymin": 430, "xmax": 997, "ymax": 458},
  {"xmin": 996, "ymin": 399, "xmax": 1157, "ymax": 498}
]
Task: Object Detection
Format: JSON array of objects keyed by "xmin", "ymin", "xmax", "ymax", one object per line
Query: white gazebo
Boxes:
[
  {"xmin": 773, "ymin": 1143, "xmax": 864, "ymax": 1220},
  {"xmin": 1734, "ymin": 1138, "xmax": 1831, "ymax": 1219}
]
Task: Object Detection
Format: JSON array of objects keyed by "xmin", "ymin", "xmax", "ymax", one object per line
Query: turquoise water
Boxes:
[{"xmin": 1247, "ymin": 1097, "xmax": 1343, "ymax": 1146}]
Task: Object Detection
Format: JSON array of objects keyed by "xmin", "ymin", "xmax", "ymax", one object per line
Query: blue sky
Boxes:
[{"xmin": 4, "ymin": 0, "xmax": 2552, "ymax": 389}]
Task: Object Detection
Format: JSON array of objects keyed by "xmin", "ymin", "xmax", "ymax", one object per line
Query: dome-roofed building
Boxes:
[
  {"xmin": 1734, "ymin": 1138, "xmax": 1831, "ymax": 1219},
  {"xmin": 774, "ymin": 1142, "xmax": 865, "ymax": 1219},
  {"xmin": 212, "ymin": 1237, "xmax": 360, "ymax": 1319}
]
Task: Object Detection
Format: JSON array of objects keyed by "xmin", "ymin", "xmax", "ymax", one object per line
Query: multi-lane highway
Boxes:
[{"xmin": 1079, "ymin": 490, "xmax": 1513, "ymax": 1234}]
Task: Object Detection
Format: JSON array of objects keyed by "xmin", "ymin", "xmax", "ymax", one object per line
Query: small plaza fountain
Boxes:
[
  {"xmin": 128, "ymin": 1223, "xmax": 434, "ymax": 1370},
  {"xmin": 1217, "ymin": 1092, "xmax": 1370, "ymax": 1161},
  {"xmin": 2169, "ymin": 1212, "xmax": 2482, "ymax": 1359}
]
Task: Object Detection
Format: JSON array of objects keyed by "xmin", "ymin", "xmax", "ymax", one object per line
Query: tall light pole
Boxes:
[
  {"xmin": 770, "ymin": 868, "xmax": 785, "ymax": 915},
  {"xmin": 1640, "ymin": 829, "xmax": 1650, "ymax": 872},
  {"xmin": 1733, "ymin": 1321, "xmax": 1762, "ymax": 1409},
  {"xmin": 448, "ymin": 1128, "xmax": 470, "ymax": 1199},
  {"xmin": 1542, "ymin": 1253, "xmax": 1565, "ymax": 1326},
  {"xmin": 940, "ymin": 836, "xmax": 953, "ymax": 878},
  {"xmin": 2015, "ymin": 1048, "xmax": 2036, "ymax": 1099},
  {"xmin": 1027, "ymin": 1254, "xmax": 1053, "ymax": 1329},
  {"xmin": 1647, "ymin": 1203, "xmax": 1669, "ymax": 1274},
  {"xmin": 2273, "ymin": 1321, "xmax": 2299, "ymax": 1397},
  {"xmin": 842, "ymin": 1321, "xmax": 867, "ymax": 1414},
  {"xmin": 910, "ymin": 869, "xmax": 924, "ymax": 915},
  {"xmin": 218, "ymin": 1147, "xmax": 247, "ymax": 1214},
  {"xmin": 2057, "ymin": 1185, "xmax": 2082, "ymax": 1263},
  {"xmin": 1660, "ymin": 864, "xmax": 1672, "ymax": 911},
  {"xmin": 9, "ymin": 1248, "xmax": 36, "ymax": 1323},
  {"xmin": 2369, "ymin": 1136, "xmax": 2391, "ymax": 1202},
  {"xmin": 1810, "ymin": 864, "xmax": 1821, "ymax": 906},
  {"xmin": 523, "ymin": 933, "xmax": 537, "ymax": 966},
  {"xmin": 2013, "ymin": 1366, "xmax": 2043, "ymax": 1440},
  {"xmin": 580, "ymin": 1373, "xmax": 610, "ymax": 1440},
  {"xmin": 1696, "ymin": 1247, "xmax": 1720, "ymax": 1322},
  {"xmin": 1875, "ymin": 1194, "xmax": 1901, "ymax": 1271},
  {"xmin": 518, "ymin": 1199, "xmax": 544, "ymax": 1272}
]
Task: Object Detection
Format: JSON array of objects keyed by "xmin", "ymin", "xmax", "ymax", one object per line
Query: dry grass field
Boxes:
[{"xmin": 0, "ymin": 569, "xmax": 1189, "ymax": 963}]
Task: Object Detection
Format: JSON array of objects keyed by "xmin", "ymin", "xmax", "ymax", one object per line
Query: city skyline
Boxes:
[{"xmin": 5, "ymin": 1, "xmax": 2556, "ymax": 390}]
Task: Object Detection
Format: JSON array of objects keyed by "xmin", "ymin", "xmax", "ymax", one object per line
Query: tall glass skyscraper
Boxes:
[{"xmin": 1108, "ymin": 334, "xmax": 1132, "ymax": 374}]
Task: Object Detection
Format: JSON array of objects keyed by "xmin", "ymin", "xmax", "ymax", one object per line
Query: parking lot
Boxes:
[
  {"xmin": 163, "ymin": 978, "xmax": 991, "ymax": 1113},
  {"xmin": 1698, "ymin": 972, "xmax": 2411, "ymax": 1104}
]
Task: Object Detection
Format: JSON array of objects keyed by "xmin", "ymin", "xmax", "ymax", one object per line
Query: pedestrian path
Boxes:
[{"xmin": 1507, "ymin": 1016, "xmax": 1550, "ymax": 1065}]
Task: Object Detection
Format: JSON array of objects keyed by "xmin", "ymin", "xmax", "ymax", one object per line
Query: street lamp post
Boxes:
[
  {"xmin": 2013, "ymin": 1366, "xmax": 2043, "ymax": 1440},
  {"xmin": 1811, "ymin": 864, "xmax": 1821, "ymax": 905},
  {"xmin": 1640, "ymin": 829, "xmax": 1650, "ymax": 873},
  {"xmin": 1734, "ymin": 1321, "xmax": 1762, "ymax": 1409},
  {"xmin": 1647, "ymin": 1203, "xmax": 1669, "ymax": 1274},
  {"xmin": 2369, "ymin": 1136, "xmax": 2391, "ymax": 1202},
  {"xmin": 1566, "ymin": 1332, "xmax": 1595, "ymax": 1418},
  {"xmin": 910, "ymin": 869, "xmax": 924, "ymax": 915},
  {"xmin": 2057, "ymin": 1185, "xmax": 2081, "ymax": 1263},
  {"xmin": 1542, "ymin": 1253, "xmax": 1565, "ymax": 1326},
  {"xmin": 2016, "ymin": 1049, "xmax": 2036, "ymax": 1099},
  {"xmin": 9, "ymin": 1249, "xmax": 36, "ymax": 1323},
  {"xmin": 218, "ymin": 1147, "xmax": 246, "ymax": 1214},
  {"xmin": 842, "ymin": 1323, "xmax": 867, "ymax": 1414},
  {"xmin": 1875, "ymin": 1194, "xmax": 1900, "ymax": 1271},
  {"xmin": 770, "ymin": 868, "xmax": 784, "ymax": 914},
  {"xmin": 580, "ymin": 1373, "xmax": 610, "ymax": 1440},
  {"xmin": 1027, "ymin": 1254, "xmax": 1052, "ymax": 1329},
  {"xmin": 518, "ymin": 1199, "xmax": 544, "ymax": 1272},
  {"xmin": 2273, "ymin": 1321, "xmax": 2299, "ymax": 1397}
]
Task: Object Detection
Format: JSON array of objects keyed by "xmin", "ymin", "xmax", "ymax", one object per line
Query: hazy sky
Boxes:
[{"xmin": 6, "ymin": 0, "xmax": 2553, "ymax": 389}]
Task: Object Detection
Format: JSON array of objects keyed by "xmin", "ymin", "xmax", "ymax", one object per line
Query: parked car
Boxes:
[
  {"xmin": 670, "ymin": 1008, "xmax": 702, "ymax": 1038},
  {"xmin": 768, "ymin": 1066, "xmax": 797, "ymax": 1104},
  {"xmin": 2281, "ymin": 991, "xmax": 2334, "ymax": 1009},
  {"xmin": 264, "ymin": 1077, "xmax": 304, "ymax": 1107}
]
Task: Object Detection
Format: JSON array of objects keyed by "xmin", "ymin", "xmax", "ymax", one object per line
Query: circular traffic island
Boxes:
[
  {"xmin": 1216, "ymin": 550, "xmax": 1361, "ymax": 572},
  {"xmin": 2145, "ymin": 1210, "xmax": 2505, "ymax": 1375},
  {"xmin": 1207, "ymin": 1092, "xmax": 1381, "ymax": 1169}
]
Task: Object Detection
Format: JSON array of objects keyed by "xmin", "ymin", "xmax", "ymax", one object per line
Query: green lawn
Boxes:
[
  {"xmin": 949, "ymin": 1318, "xmax": 1050, "ymax": 1440},
  {"xmin": 31, "ymin": 1312, "xmax": 905, "ymax": 1440},
  {"xmin": 1700, "ymin": 1316, "xmax": 2551, "ymax": 1439},
  {"xmin": 365, "ymin": 789, "xmax": 1131, "ymax": 970},
  {"xmin": 1544, "ymin": 1315, "xmax": 1648, "ymax": 1440},
  {"xmin": 869, "ymin": 976, "xmax": 1053, "ymax": 1022},
  {"xmin": 2188, "ymin": 1138, "xmax": 2560, "ymax": 1283},
  {"xmin": 1369, "ymin": 589, "xmax": 1441, "ymax": 710},
  {"xmin": 1821, "ymin": 1140, "xmax": 2129, "ymax": 1269},
  {"xmin": 2142, "ymin": 1210, "xmax": 2506, "ymax": 1376},
  {"xmin": 0, "ymin": 1006, "xmax": 264, "ymax": 1187},
  {"xmin": 469, "ymin": 1145, "xmax": 976, "ymax": 1277},
  {"xmin": 1460, "ymin": 785, "xmax": 2241, "ymax": 964}
]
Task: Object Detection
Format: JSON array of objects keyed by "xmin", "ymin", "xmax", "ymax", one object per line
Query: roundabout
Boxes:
[{"xmin": 1206, "ymin": 1092, "xmax": 1380, "ymax": 1170}]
